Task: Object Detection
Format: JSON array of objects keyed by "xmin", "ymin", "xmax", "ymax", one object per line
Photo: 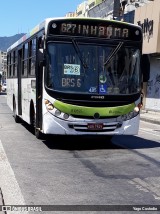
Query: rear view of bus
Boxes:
[{"xmin": 7, "ymin": 17, "xmax": 143, "ymax": 138}]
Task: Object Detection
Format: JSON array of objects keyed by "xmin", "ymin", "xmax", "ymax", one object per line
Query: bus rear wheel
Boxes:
[{"xmin": 13, "ymin": 100, "xmax": 20, "ymax": 123}]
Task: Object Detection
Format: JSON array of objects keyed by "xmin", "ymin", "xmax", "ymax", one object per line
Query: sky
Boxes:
[{"xmin": 0, "ymin": 0, "xmax": 84, "ymax": 37}]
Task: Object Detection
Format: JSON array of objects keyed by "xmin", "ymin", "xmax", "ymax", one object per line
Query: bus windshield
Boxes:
[{"xmin": 46, "ymin": 41, "xmax": 141, "ymax": 95}]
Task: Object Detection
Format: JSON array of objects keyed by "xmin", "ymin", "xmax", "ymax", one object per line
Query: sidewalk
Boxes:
[{"xmin": 140, "ymin": 110, "xmax": 160, "ymax": 125}]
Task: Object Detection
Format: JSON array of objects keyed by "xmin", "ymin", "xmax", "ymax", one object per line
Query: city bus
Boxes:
[{"xmin": 7, "ymin": 17, "xmax": 144, "ymax": 139}]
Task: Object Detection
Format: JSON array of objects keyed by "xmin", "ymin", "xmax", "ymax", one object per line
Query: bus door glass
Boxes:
[{"xmin": 18, "ymin": 49, "xmax": 23, "ymax": 115}]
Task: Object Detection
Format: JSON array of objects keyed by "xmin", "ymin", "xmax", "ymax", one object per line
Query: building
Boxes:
[
  {"xmin": 65, "ymin": 12, "xmax": 77, "ymax": 17},
  {"xmin": 119, "ymin": 0, "xmax": 153, "ymax": 23},
  {"xmin": 76, "ymin": 1, "xmax": 88, "ymax": 17},
  {"xmin": 88, "ymin": 0, "xmax": 105, "ymax": 10},
  {"xmin": 0, "ymin": 51, "xmax": 7, "ymax": 84},
  {"xmin": 70, "ymin": 0, "xmax": 159, "ymax": 111},
  {"xmin": 76, "ymin": 0, "xmax": 106, "ymax": 18},
  {"xmin": 134, "ymin": 0, "xmax": 160, "ymax": 111},
  {"xmin": 88, "ymin": 0, "xmax": 115, "ymax": 19}
]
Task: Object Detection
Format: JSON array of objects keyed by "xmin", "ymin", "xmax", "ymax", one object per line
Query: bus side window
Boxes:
[
  {"xmin": 8, "ymin": 53, "xmax": 11, "ymax": 77},
  {"xmin": 14, "ymin": 50, "xmax": 18, "ymax": 77},
  {"xmin": 28, "ymin": 39, "xmax": 36, "ymax": 77},
  {"xmin": 22, "ymin": 44, "xmax": 28, "ymax": 77}
]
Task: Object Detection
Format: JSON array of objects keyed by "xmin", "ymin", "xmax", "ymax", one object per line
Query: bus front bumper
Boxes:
[{"xmin": 43, "ymin": 112, "xmax": 140, "ymax": 136}]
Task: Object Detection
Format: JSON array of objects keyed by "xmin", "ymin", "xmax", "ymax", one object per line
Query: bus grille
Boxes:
[
  {"xmin": 68, "ymin": 122, "xmax": 122, "ymax": 132},
  {"xmin": 70, "ymin": 115, "xmax": 117, "ymax": 119}
]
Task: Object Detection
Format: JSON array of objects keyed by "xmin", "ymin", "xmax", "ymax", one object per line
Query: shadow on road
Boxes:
[
  {"xmin": 42, "ymin": 134, "xmax": 160, "ymax": 151},
  {"xmin": 20, "ymin": 120, "xmax": 160, "ymax": 151},
  {"xmin": 112, "ymin": 135, "xmax": 160, "ymax": 150},
  {"xmin": 20, "ymin": 121, "xmax": 119, "ymax": 150},
  {"xmin": 42, "ymin": 135, "xmax": 121, "ymax": 150}
]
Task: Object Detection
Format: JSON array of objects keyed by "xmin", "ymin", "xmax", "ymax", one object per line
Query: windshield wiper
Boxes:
[
  {"xmin": 71, "ymin": 38, "xmax": 88, "ymax": 69},
  {"xmin": 104, "ymin": 42, "xmax": 124, "ymax": 66}
]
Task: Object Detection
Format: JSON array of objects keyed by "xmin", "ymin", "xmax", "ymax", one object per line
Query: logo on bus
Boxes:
[{"xmin": 91, "ymin": 96, "xmax": 105, "ymax": 99}]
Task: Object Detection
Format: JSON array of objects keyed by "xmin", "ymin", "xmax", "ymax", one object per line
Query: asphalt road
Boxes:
[{"xmin": 0, "ymin": 94, "xmax": 160, "ymax": 214}]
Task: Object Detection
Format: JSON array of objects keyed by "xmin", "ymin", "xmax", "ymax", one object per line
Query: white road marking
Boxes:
[
  {"xmin": 129, "ymin": 177, "xmax": 160, "ymax": 200},
  {"xmin": 0, "ymin": 140, "xmax": 28, "ymax": 214}
]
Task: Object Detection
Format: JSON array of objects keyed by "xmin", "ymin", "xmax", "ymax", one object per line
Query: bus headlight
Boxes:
[
  {"xmin": 63, "ymin": 113, "xmax": 69, "ymax": 119},
  {"xmin": 44, "ymin": 99, "xmax": 70, "ymax": 120},
  {"xmin": 55, "ymin": 109, "xmax": 61, "ymax": 117},
  {"xmin": 118, "ymin": 109, "xmax": 139, "ymax": 122},
  {"xmin": 134, "ymin": 106, "xmax": 140, "ymax": 112},
  {"xmin": 45, "ymin": 99, "xmax": 54, "ymax": 111}
]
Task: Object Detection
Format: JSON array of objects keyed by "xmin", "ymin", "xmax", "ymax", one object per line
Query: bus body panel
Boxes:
[
  {"xmin": 7, "ymin": 77, "xmax": 36, "ymax": 125},
  {"xmin": 20, "ymin": 78, "xmax": 36, "ymax": 124},
  {"xmin": 7, "ymin": 78, "xmax": 18, "ymax": 112}
]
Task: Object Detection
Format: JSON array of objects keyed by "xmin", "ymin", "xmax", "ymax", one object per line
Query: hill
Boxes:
[{"xmin": 0, "ymin": 33, "xmax": 25, "ymax": 51}]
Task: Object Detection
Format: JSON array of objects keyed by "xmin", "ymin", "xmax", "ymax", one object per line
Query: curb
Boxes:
[{"xmin": 140, "ymin": 117, "xmax": 160, "ymax": 125}]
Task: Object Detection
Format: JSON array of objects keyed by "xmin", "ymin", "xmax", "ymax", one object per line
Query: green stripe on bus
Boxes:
[{"xmin": 54, "ymin": 100, "xmax": 135, "ymax": 117}]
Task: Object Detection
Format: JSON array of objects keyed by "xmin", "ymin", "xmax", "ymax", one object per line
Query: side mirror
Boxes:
[
  {"xmin": 38, "ymin": 36, "xmax": 44, "ymax": 49},
  {"xmin": 39, "ymin": 59, "xmax": 46, "ymax": 67},
  {"xmin": 38, "ymin": 48, "xmax": 43, "ymax": 60}
]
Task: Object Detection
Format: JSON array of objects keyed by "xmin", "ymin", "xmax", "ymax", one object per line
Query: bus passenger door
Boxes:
[
  {"xmin": 35, "ymin": 48, "xmax": 43, "ymax": 130},
  {"xmin": 17, "ymin": 49, "xmax": 22, "ymax": 115}
]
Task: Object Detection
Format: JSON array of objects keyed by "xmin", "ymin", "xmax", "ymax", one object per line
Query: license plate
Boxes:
[{"xmin": 87, "ymin": 123, "xmax": 103, "ymax": 130}]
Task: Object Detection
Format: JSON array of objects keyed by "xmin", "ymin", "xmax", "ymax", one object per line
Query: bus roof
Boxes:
[{"xmin": 7, "ymin": 17, "xmax": 141, "ymax": 53}]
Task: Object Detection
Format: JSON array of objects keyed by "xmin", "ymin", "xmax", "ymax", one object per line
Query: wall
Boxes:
[
  {"xmin": 145, "ymin": 57, "xmax": 160, "ymax": 111},
  {"xmin": 134, "ymin": 0, "xmax": 160, "ymax": 54}
]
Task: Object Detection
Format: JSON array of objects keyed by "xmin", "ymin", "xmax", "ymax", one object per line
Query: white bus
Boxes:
[{"xmin": 7, "ymin": 17, "xmax": 144, "ymax": 139}]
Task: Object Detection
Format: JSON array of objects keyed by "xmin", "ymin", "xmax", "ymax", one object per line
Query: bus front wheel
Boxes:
[
  {"xmin": 35, "ymin": 128, "xmax": 43, "ymax": 139},
  {"xmin": 30, "ymin": 103, "xmax": 43, "ymax": 139}
]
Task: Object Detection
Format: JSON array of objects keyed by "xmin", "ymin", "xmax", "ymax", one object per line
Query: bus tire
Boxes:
[
  {"xmin": 13, "ymin": 100, "xmax": 20, "ymax": 123},
  {"xmin": 35, "ymin": 128, "xmax": 43, "ymax": 139},
  {"xmin": 30, "ymin": 103, "xmax": 35, "ymax": 128},
  {"xmin": 30, "ymin": 104, "xmax": 39, "ymax": 138},
  {"xmin": 30, "ymin": 103, "xmax": 43, "ymax": 139}
]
